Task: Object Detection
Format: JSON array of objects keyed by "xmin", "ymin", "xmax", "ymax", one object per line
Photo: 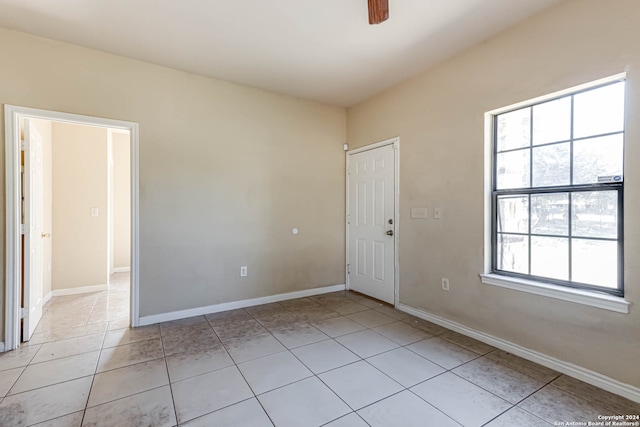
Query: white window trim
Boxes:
[
  {"xmin": 480, "ymin": 273, "xmax": 629, "ymax": 314},
  {"xmin": 482, "ymin": 72, "xmax": 630, "ymax": 315}
]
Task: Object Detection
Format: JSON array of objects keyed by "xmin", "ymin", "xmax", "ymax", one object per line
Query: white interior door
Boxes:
[
  {"xmin": 23, "ymin": 119, "xmax": 45, "ymax": 341},
  {"xmin": 347, "ymin": 143, "xmax": 396, "ymax": 304}
]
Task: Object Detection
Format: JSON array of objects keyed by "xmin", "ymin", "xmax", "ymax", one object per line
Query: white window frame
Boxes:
[{"xmin": 481, "ymin": 73, "xmax": 630, "ymax": 314}]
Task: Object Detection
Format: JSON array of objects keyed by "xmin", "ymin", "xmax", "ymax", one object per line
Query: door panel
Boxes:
[
  {"xmin": 348, "ymin": 144, "xmax": 395, "ymax": 304},
  {"xmin": 23, "ymin": 119, "xmax": 45, "ymax": 341}
]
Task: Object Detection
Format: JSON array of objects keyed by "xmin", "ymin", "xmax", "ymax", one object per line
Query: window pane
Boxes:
[
  {"xmin": 496, "ymin": 149, "xmax": 530, "ymax": 189},
  {"xmin": 531, "ymin": 193, "xmax": 568, "ymax": 236},
  {"xmin": 574, "ymin": 82, "xmax": 625, "ymax": 138},
  {"xmin": 573, "ymin": 134, "xmax": 623, "ymax": 185},
  {"xmin": 497, "ymin": 196, "xmax": 528, "ymax": 233},
  {"xmin": 572, "ymin": 191, "xmax": 617, "ymax": 238},
  {"xmin": 497, "ymin": 107, "xmax": 530, "ymax": 152},
  {"xmin": 532, "ymin": 97, "xmax": 571, "ymax": 145},
  {"xmin": 532, "ymin": 143, "xmax": 570, "ymax": 187},
  {"xmin": 496, "ymin": 234, "xmax": 528, "ymax": 274},
  {"xmin": 531, "ymin": 236, "xmax": 568, "ymax": 280},
  {"xmin": 572, "ymin": 239, "xmax": 617, "ymax": 288}
]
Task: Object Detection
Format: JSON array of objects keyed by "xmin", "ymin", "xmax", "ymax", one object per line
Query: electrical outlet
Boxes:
[
  {"xmin": 240, "ymin": 266, "xmax": 248, "ymax": 277},
  {"xmin": 441, "ymin": 277, "xmax": 450, "ymax": 291}
]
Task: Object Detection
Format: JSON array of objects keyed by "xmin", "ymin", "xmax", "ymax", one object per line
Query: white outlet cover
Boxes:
[
  {"xmin": 292, "ymin": 228, "xmax": 299, "ymax": 235},
  {"xmin": 90, "ymin": 207, "xmax": 99, "ymax": 217}
]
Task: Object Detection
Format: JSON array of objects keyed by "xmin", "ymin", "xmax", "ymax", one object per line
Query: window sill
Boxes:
[{"xmin": 480, "ymin": 273, "xmax": 630, "ymax": 314}]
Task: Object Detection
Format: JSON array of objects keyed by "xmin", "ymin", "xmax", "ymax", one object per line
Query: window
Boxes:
[{"xmin": 491, "ymin": 79, "xmax": 625, "ymax": 297}]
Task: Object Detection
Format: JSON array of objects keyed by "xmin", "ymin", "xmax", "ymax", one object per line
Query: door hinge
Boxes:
[
  {"xmin": 20, "ymin": 224, "xmax": 25, "ymax": 234},
  {"xmin": 20, "ymin": 308, "xmax": 27, "ymax": 319},
  {"xmin": 20, "ymin": 140, "xmax": 25, "ymax": 151},
  {"xmin": 347, "ymin": 264, "xmax": 350, "ymax": 274}
]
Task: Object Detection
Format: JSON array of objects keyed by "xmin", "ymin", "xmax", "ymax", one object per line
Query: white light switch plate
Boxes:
[{"xmin": 90, "ymin": 207, "xmax": 99, "ymax": 217}]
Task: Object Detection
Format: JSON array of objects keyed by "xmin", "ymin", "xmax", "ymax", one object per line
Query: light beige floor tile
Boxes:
[
  {"xmin": 329, "ymin": 301, "xmax": 371, "ymax": 315},
  {"xmin": 254, "ymin": 312, "xmax": 303, "ymax": 330},
  {"xmin": 88, "ymin": 358, "xmax": 168, "ymax": 407},
  {"xmin": 0, "ymin": 345, "xmax": 42, "ymax": 372},
  {"xmin": 31, "ymin": 411, "xmax": 84, "ymax": 427},
  {"xmin": 358, "ymin": 390, "xmax": 460, "ymax": 427},
  {"xmin": 244, "ymin": 302, "xmax": 287, "ymax": 318},
  {"xmin": 551, "ymin": 375, "xmax": 640, "ymax": 414},
  {"xmin": 324, "ymin": 413, "xmax": 369, "ymax": 427},
  {"xmin": 291, "ymin": 339, "xmax": 360, "ymax": 374},
  {"xmin": 279, "ymin": 297, "xmax": 320, "ymax": 311},
  {"xmin": 205, "ymin": 308, "xmax": 252, "ymax": 326},
  {"xmin": 347, "ymin": 310, "xmax": 396, "ymax": 328},
  {"xmin": 401, "ymin": 316, "xmax": 447, "ymax": 336},
  {"xmin": 258, "ymin": 377, "xmax": 351, "ymax": 427},
  {"xmin": 367, "ymin": 347, "xmax": 445, "ymax": 387},
  {"xmin": 372, "ymin": 321, "xmax": 430, "ymax": 345},
  {"xmin": 238, "ymin": 351, "xmax": 312, "ymax": 394},
  {"xmin": 373, "ymin": 305, "xmax": 409, "ymax": 320},
  {"xmin": 271, "ymin": 323, "xmax": 330, "ymax": 349},
  {"xmin": 287, "ymin": 305, "xmax": 341, "ymax": 323},
  {"xmin": 83, "ymin": 385, "xmax": 176, "ymax": 427},
  {"xmin": 97, "ymin": 338, "xmax": 164, "ymax": 372},
  {"xmin": 102, "ymin": 325, "xmax": 160, "ymax": 348},
  {"xmin": 213, "ymin": 318, "xmax": 267, "ymax": 342},
  {"xmin": 411, "ymin": 372, "xmax": 511, "ymax": 427},
  {"xmin": 439, "ymin": 330, "xmax": 495, "ymax": 355},
  {"xmin": 519, "ymin": 385, "xmax": 617, "ymax": 424},
  {"xmin": 311, "ymin": 317, "xmax": 366, "ymax": 338},
  {"xmin": 0, "ymin": 376, "xmax": 92, "ymax": 426},
  {"xmin": 32, "ymin": 333, "xmax": 104, "ymax": 364},
  {"xmin": 453, "ymin": 356, "xmax": 545, "ymax": 404},
  {"xmin": 223, "ymin": 332, "xmax": 286, "ymax": 364},
  {"xmin": 159, "ymin": 316, "xmax": 209, "ymax": 336},
  {"xmin": 484, "ymin": 406, "xmax": 552, "ymax": 427},
  {"xmin": 485, "ymin": 350, "xmax": 560, "ymax": 382},
  {"xmin": 24, "ymin": 332, "xmax": 49, "ymax": 346},
  {"xmin": 407, "ymin": 337, "xmax": 479, "ymax": 369},
  {"xmin": 335, "ymin": 330, "xmax": 399, "ymax": 358},
  {"xmin": 10, "ymin": 351, "xmax": 99, "ymax": 395},
  {"xmin": 181, "ymin": 397, "xmax": 273, "ymax": 427},
  {"xmin": 0, "ymin": 367, "xmax": 23, "ymax": 398},
  {"xmin": 319, "ymin": 361, "xmax": 403, "ymax": 410},
  {"xmin": 161, "ymin": 327, "xmax": 220, "ymax": 356},
  {"xmin": 107, "ymin": 318, "xmax": 131, "ymax": 331},
  {"xmin": 46, "ymin": 323, "xmax": 108, "ymax": 343},
  {"xmin": 166, "ymin": 342, "xmax": 234, "ymax": 383},
  {"xmin": 172, "ymin": 365, "xmax": 253, "ymax": 424}
]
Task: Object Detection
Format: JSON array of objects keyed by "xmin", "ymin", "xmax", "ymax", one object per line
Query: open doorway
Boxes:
[{"xmin": 4, "ymin": 106, "xmax": 140, "ymax": 351}]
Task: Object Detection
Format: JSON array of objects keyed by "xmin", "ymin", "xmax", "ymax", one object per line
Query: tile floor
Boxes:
[{"xmin": 0, "ymin": 275, "xmax": 638, "ymax": 426}]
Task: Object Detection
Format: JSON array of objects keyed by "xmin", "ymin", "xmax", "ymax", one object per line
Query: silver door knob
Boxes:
[
  {"xmin": 42, "ymin": 233, "xmax": 51, "ymax": 238},
  {"xmin": 386, "ymin": 230, "xmax": 394, "ymax": 236}
]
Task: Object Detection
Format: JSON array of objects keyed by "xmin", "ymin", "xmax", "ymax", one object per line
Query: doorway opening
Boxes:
[{"xmin": 4, "ymin": 105, "xmax": 140, "ymax": 352}]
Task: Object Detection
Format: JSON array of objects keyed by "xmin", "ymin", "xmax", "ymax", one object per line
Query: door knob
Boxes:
[
  {"xmin": 386, "ymin": 230, "xmax": 394, "ymax": 236},
  {"xmin": 41, "ymin": 233, "xmax": 51, "ymax": 238}
]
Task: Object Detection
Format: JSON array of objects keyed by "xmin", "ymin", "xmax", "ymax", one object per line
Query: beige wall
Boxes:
[
  {"xmin": 112, "ymin": 131, "xmax": 130, "ymax": 269},
  {"xmin": 52, "ymin": 123, "xmax": 109, "ymax": 290},
  {"xmin": 0, "ymin": 26, "xmax": 346, "ymax": 329},
  {"xmin": 347, "ymin": 0, "xmax": 640, "ymax": 387}
]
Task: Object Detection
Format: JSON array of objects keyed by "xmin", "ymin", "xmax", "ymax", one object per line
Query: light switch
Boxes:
[
  {"xmin": 411, "ymin": 207, "xmax": 428, "ymax": 219},
  {"xmin": 90, "ymin": 207, "xmax": 99, "ymax": 217},
  {"xmin": 434, "ymin": 208, "xmax": 442, "ymax": 219}
]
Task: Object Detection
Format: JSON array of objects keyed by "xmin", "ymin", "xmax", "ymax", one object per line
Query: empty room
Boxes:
[{"xmin": 0, "ymin": 0, "xmax": 639, "ymax": 426}]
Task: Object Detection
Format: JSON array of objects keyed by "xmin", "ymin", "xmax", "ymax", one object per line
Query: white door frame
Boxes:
[
  {"xmin": 345, "ymin": 136, "xmax": 400, "ymax": 306},
  {"xmin": 4, "ymin": 105, "xmax": 141, "ymax": 351}
]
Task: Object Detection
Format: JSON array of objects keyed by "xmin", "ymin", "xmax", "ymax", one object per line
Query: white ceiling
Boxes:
[{"xmin": 0, "ymin": 0, "xmax": 561, "ymax": 107}]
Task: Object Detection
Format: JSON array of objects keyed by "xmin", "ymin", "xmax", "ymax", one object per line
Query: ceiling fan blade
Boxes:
[{"xmin": 368, "ymin": 0, "xmax": 389, "ymax": 25}]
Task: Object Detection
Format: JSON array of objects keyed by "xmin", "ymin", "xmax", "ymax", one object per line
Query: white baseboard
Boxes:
[
  {"xmin": 52, "ymin": 284, "xmax": 108, "ymax": 296},
  {"xmin": 113, "ymin": 267, "xmax": 130, "ymax": 273},
  {"xmin": 139, "ymin": 283, "xmax": 346, "ymax": 326},
  {"xmin": 42, "ymin": 291, "xmax": 53, "ymax": 305},
  {"xmin": 0, "ymin": 342, "xmax": 5, "ymax": 352},
  {"xmin": 397, "ymin": 303, "xmax": 640, "ymax": 404}
]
